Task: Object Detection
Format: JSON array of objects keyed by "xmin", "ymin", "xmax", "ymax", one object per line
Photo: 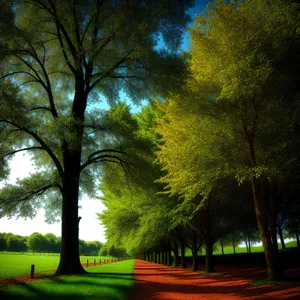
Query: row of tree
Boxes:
[
  {"xmin": 0, "ymin": 232, "xmax": 103, "ymax": 256},
  {"xmin": 0, "ymin": 0, "xmax": 299, "ymax": 279},
  {"xmin": 99, "ymin": 0, "xmax": 300, "ymax": 281}
]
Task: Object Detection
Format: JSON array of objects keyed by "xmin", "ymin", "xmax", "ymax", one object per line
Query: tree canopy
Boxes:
[{"xmin": 0, "ymin": 0, "xmax": 194, "ymax": 275}]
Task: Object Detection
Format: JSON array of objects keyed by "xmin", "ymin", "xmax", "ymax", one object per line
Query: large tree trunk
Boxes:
[
  {"xmin": 205, "ymin": 242, "xmax": 214, "ymax": 273},
  {"xmin": 251, "ymin": 178, "xmax": 284, "ymax": 280},
  {"xmin": 55, "ymin": 151, "xmax": 86, "ymax": 275},
  {"xmin": 55, "ymin": 89, "xmax": 87, "ymax": 275},
  {"xmin": 173, "ymin": 241, "xmax": 179, "ymax": 266}
]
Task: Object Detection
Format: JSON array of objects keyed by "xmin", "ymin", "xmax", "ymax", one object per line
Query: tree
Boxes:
[
  {"xmin": 242, "ymin": 227, "xmax": 260, "ymax": 253},
  {"xmin": 0, "ymin": 0, "xmax": 193, "ymax": 275},
  {"xmin": 97, "ymin": 101, "xmax": 185, "ymax": 263},
  {"xmin": 5, "ymin": 234, "xmax": 27, "ymax": 252},
  {"xmin": 44, "ymin": 233, "xmax": 60, "ymax": 253},
  {"xmin": 27, "ymin": 232, "xmax": 48, "ymax": 253},
  {"xmin": 155, "ymin": 0, "xmax": 300, "ymax": 280}
]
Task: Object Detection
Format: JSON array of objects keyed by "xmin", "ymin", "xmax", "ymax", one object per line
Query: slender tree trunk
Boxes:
[
  {"xmin": 221, "ymin": 241, "xmax": 224, "ymax": 255},
  {"xmin": 167, "ymin": 248, "xmax": 172, "ymax": 266},
  {"xmin": 192, "ymin": 230, "xmax": 199, "ymax": 271},
  {"xmin": 164, "ymin": 250, "xmax": 168, "ymax": 266},
  {"xmin": 153, "ymin": 252, "xmax": 157, "ymax": 263},
  {"xmin": 251, "ymin": 178, "xmax": 284, "ymax": 280},
  {"xmin": 204, "ymin": 205, "xmax": 214, "ymax": 273},
  {"xmin": 232, "ymin": 238, "xmax": 236, "ymax": 254},
  {"xmin": 277, "ymin": 222, "xmax": 285, "ymax": 249},
  {"xmin": 245, "ymin": 238, "xmax": 249, "ymax": 253},
  {"xmin": 157, "ymin": 252, "xmax": 161, "ymax": 264},
  {"xmin": 296, "ymin": 231, "xmax": 300, "ymax": 248},
  {"xmin": 173, "ymin": 241, "xmax": 179, "ymax": 266},
  {"xmin": 180, "ymin": 240, "xmax": 186, "ymax": 268},
  {"xmin": 269, "ymin": 182, "xmax": 279, "ymax": 253}
]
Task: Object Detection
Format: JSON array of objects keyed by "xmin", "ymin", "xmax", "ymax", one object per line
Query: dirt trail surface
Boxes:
[{"xmin": 128, "ymin": 260, "xmax": 300, "ymax": 300}]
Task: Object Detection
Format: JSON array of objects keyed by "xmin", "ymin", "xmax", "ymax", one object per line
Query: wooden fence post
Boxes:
[{"xmin": 30, "ymin": 264, "xmax": 35, "ymax": 279}]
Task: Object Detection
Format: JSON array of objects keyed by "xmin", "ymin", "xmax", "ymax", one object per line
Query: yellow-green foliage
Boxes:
[{"xmin": 155, "ymin": 0, "xmax": 300, "ymax": 202}]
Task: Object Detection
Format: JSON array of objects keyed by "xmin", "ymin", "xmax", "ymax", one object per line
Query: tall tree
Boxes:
[
  {"xmin": 0, "ymin": 0, "xmax": 193, "ymax": 275},
  {"xmin": 98, "ymin": 101, "xmax": 175, "ymax": 256}
]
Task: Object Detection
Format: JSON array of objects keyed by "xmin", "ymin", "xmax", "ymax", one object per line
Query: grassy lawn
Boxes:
[
  {"xmin": 0, "ymin": 253, "xmax": 115, "ymax": 278},
  {"xmin": 185, "ymin": 240, "xmax": 297, "ymax": 256},
  {"xmin": 0, "ymin": 259, "xmax": 135, "ymax": 300}
]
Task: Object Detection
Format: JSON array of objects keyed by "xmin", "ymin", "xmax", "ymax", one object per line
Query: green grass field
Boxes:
[
  {"xmin": 0, "ymin": 259, "xmax": 135, "ymax": 300},
  {"xmin": 185, "ymin": 240, "xmax": 297, "ymax": 256},
  {"xmin": 0, "ymin": 253, "xmax": 116, "ymax": 279}
]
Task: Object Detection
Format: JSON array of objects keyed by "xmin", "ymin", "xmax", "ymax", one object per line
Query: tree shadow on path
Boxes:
[{"xmin": 128, "ymin": 260, "xmax": 300, "ymax": 300}]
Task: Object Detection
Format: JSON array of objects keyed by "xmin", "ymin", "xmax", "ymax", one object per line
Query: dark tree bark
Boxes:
[
  {"xmin": 203, "ymin": 205, "xmax": 214, "ymax": 273},
  {"xmin": 205, "ymin": 242, "xmax": 214, "ymax": 273},
  {"xmin": 191, "ymin": 230, "xmax": 199, "ymax": 272},
  {"xmin": 277, "ymin": 222, "xmax": 285, "ymax": 249},
  {"xmin": 173, "ymin": 241, "xmax": 179, "ymax": 266},
  {"xmin": 232, "ymin": 237, "xmax": 236, "ymax": 254},
  {"xmin": 220, "ymin": 240, "xmax": 224, "ymax": 255},
  {"xmin": 167, "ymin": 248, "xmax": 172, "ymax": 266},
  {"xmin": 153, "ymin": 252, "xmax": 157, "ymax": 263},
  {"xmin": 55, "ymin": 145, "xmax": 86, "ymax": 275},
  {"xmin": 246, "ymin": 131, "xmax": 284, "ymax": 280},
  {"xmin": 269, "ymin": 182, "xmax": 279, "ymax": 253},
  {"xmin": 251, "ymin": 177, "xmax": 284, "ymax": 280},
  {"xmin": 161, "ymin": 251, "xmax": 165, "ymax": 265},
  {"xmin": 157, "ymin": 252, "xmax": 161, "ymax": 264},
  {"xmin": 180, "ymin": 240, "xmax": 186, "ymax": 268},
  {"xmin": 164, "ymin": 250, "xmax": 167, "ymax": 266},
  {"xmin": 296, "ymin": 231, "xmax": 300, "ymax": 248}
]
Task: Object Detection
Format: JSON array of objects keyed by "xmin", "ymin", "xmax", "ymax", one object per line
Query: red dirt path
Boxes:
[{"xmin": 128, "ymin": 260, "xmax": 300, "ymax": 300}]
